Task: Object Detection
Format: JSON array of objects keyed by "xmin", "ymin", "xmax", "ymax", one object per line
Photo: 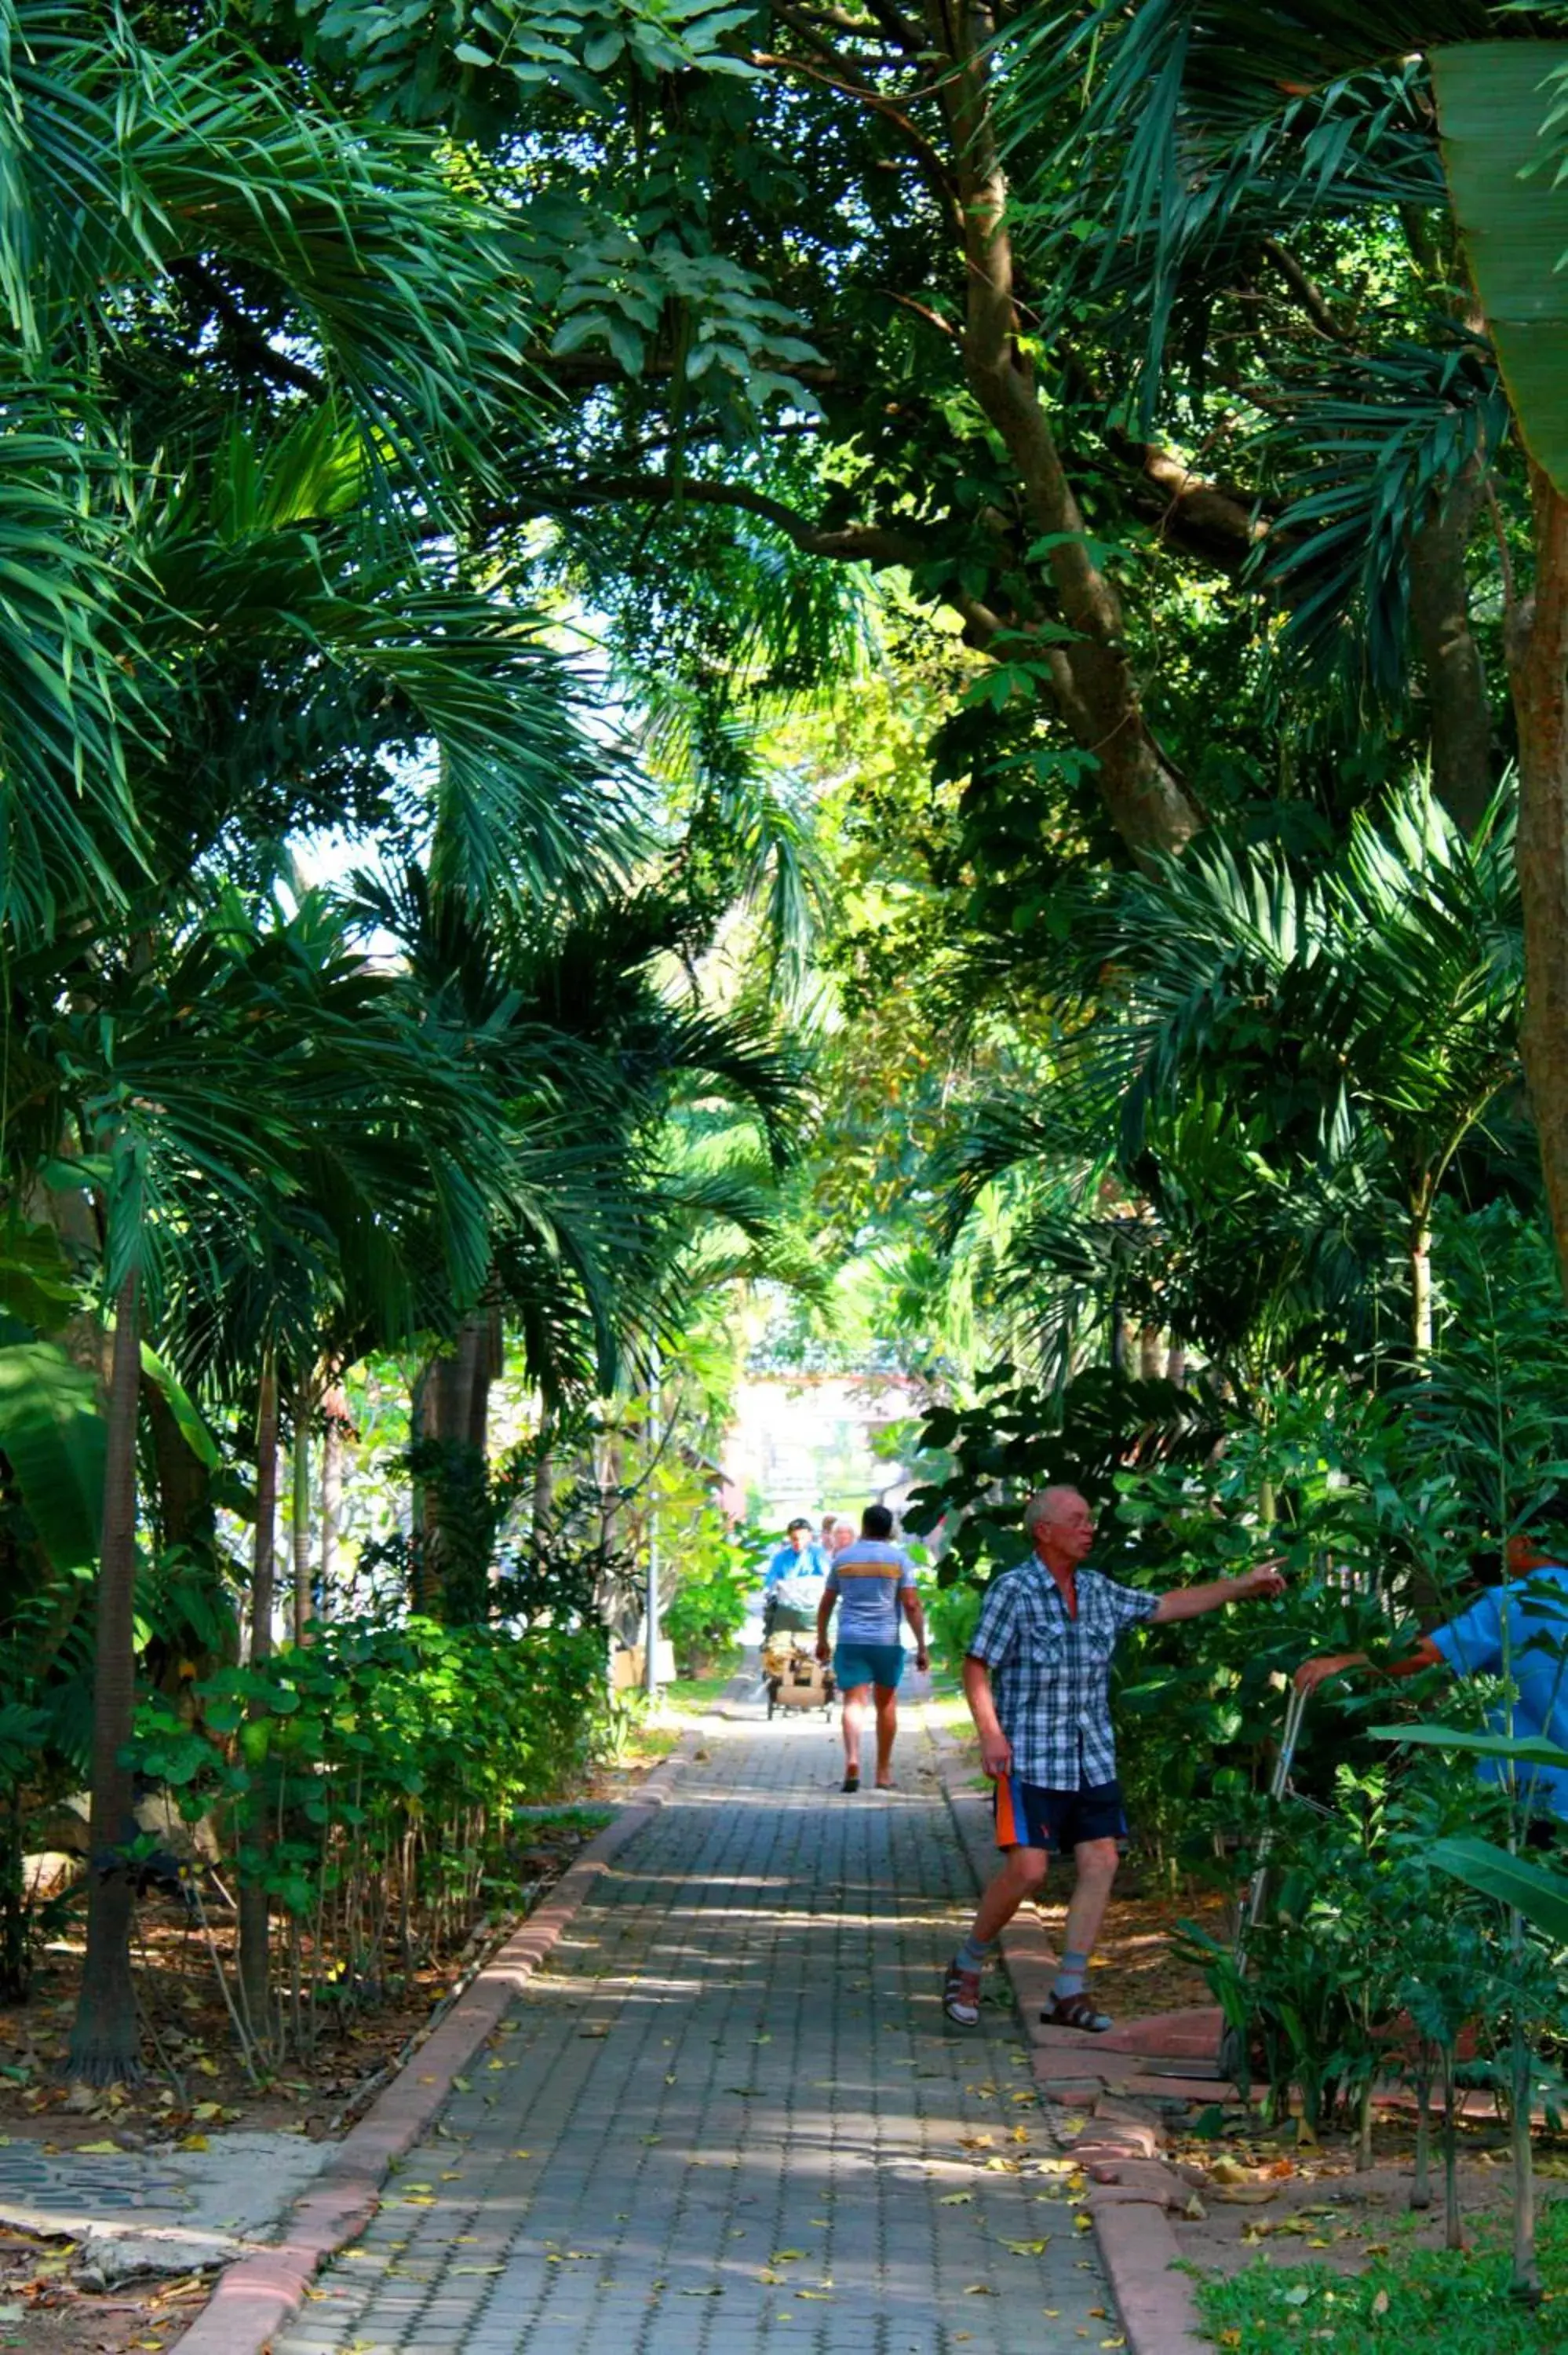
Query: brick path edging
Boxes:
[
  {"xmin": 171, "ymin": 1730, "xmax": 706, "ymax": 2355},
  {"xmin": 929, "ymin": 1711, "xmax": 1210, "ymax": 2355}
]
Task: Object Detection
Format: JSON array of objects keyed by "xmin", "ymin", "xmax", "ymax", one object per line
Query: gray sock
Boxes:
[
  {"xmin": 1052, "ymin": 1948, "xmax": 1090, "ymax": 1999},
  {"xmin": 955, "ymin": 1933, "xmax": 994, "ymax": 1976}
]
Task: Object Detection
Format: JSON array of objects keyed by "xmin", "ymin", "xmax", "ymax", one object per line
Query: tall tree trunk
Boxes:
[
  {"xmin": 1409, "ymin": 466, "xmax": 1494, "ymax": 837},
  {"xmin": 1410, "ymin": 1210, "xmax": 1434, "ymax": 1360},
  {"xmin": 466, "ymin": 1305, "xmax": 501, "ymax": 1453},
  {"xmin": 67, "ymin": 1270, "xmax": 143, "ymax": 2086},
  {"xmin": 1511, "ymin": 470, "xmax": 1568, "ymax": 1295},
  {"xmin": 319, "ymin": 1396, "xmax": 344, "ymax": 1612},
  {"xmin": 238, "ymin": 1356, "xmax": 279, "ymax": 2051},
  {"xmin": 144, "ymin": 1377, "xmax": 226, "ymax": 1706},
  {"xmin": 924, "ymin": 0, "xmax": 1203, "ymax": 860},
  {"xmin": 531, "ymin": 1408, "xmax": 556, "ymax": 1539},
  {"xmin": 291, "ymin": 1388, "xmax": 312, "ymax": 1647}
]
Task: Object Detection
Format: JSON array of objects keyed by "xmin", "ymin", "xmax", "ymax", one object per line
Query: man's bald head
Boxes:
[
  {"xmin": 1023, "ymin": 1485, "xmax": 1096, "ymax": 1572},
  {"xmin": 1024, "ymin": 1486, "xmax": 1089, "ymax": 1535}
]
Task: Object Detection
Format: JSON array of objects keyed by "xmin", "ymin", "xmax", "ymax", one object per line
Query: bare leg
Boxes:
[
  {"xmin": 969, "ymin": 1846, "xmax": 1048, "ymax": 1946},
  {"xmin": 873, "ymin": 1685, "xmax": 898, "ymax": 1784},
  {"xmin": 1062, "ymin": 1838, "xmax": 1119, "ymax": 1965},
  {"xmin": 841, "ymin": 1683, "xmax": 870, "ymax": 1772}
]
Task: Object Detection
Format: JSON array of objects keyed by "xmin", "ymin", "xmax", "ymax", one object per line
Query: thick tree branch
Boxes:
[
  {"xmin": 1109, "ymin": 433, "xmax": 1271, "ymax": 576},
  {"xmin": 169, "ymin": 260, "xmax": 325, "ymax": 396},
  {"xmin": 534, "ymin": 473, "xmax": 935, "ymax": 570},
  {"xmin": 924, "ymin": 0, "xmax": 1203, "ymax": 854},
  {"xmin": 1257, "ymin": 238, "xmax": 1354, "ymax": 344}
]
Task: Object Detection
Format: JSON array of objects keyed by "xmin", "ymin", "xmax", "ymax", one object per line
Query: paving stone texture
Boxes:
[{"xmin": 274, "ymin": 1700, "xmax": 1117, "ymax": 2355}]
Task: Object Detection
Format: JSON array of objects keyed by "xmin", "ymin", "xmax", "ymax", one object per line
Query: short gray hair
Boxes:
[{"xmin": 1023, "ymin": 1484, "xmax": 1088, "ymax": 1534}]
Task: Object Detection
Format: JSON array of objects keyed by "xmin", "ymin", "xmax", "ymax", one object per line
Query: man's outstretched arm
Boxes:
[
  {"xmin": 1295, "ymin": 1636, "xmax": 1445, "ymax": 1693},
  {"xmin": 1150, "ymin": 1562, "xmax": 1285, "ymax": 1624}
]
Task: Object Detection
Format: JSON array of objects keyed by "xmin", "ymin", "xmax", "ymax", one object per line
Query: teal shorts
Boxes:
[{"xmin": 833, "ymin": 1641, "xmax": 906, "ymax": 1692}]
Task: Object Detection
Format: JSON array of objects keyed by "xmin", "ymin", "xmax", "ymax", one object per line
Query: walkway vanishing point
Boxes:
[{"xmin": 272, "ymin": 1696, "xmax": 1119, "ymax": 2355}]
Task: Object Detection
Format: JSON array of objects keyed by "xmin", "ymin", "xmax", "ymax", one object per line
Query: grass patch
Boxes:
[
  {"xmin": 1193, "ymin": 2197, "xmax": 1568, "ymax": 2350},
  {"xmin": 663, "ymin": 1654, "xmax": 743, "ymax": 1713}
]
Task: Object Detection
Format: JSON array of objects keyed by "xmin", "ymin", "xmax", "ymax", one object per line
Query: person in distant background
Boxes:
[
  {"xmin": 1295, "ymin": 1532, "xmax": 1568, "ymax": 1827},
  {"xmin": 763, "ymin": 1517, "xmax": 830, "ymax": 1635},
  {"xmin": 816, "ymin": 1503, "xmax": 928, "ymax": 1792},
  {"xmin": 829, "ymin": 1517, "xmax": 856, "ymax": 1557}
]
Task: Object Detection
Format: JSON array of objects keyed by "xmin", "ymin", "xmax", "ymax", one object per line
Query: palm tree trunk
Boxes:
[
  {"xmin": 532, "ymin": 1409, "xmax": 555, "ymax": 1538},
  {"xmin": 238, "ymin": 1355, "xmax": 279, "ymax": 2050},
  {"xmin": 291, "ymin": 1388, "xmax": 312, "ymax": 1647},
  {"xmin": 410, "ymin": 1356, "xmax": 443, "ymax": 1616},
  {"xmin": 1409, "ymin": 464, "xmax": 1493, "ymax": 838},
  {"xmin": 1410, "ymin": 1213, "xmax": 1434, "ymax": 1359},
  {"xmin": 67, "ymin": 1271, "xmax": 143, "ymax": 2086},
  {"xmin": 319, "ymin": 1404, "xmax": 343, "ymax": 1611},
  {"xmin": 1512, "ymin": 471, "xmax": 1568, "ymax": 1300}
]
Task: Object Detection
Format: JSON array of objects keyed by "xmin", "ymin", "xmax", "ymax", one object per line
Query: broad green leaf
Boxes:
[
  {"xmin": 0, "ymin": 1342, "xmax": 105, "ymax": 1573},
  {"xmin": 1431, "ymin": 42, "xmax": 1568, "ymax": 496},
  {"xmin": 140, "ymin": 1343, "xmax": 221, "ymax": 1472},
  {"xmin": 1369, "ymin": 1722, "xmax": 1568, "ymax": 1769},
  {"xmin": 1429, "ymin": 1835, "xmax": 1568, "ymax": 1943}
]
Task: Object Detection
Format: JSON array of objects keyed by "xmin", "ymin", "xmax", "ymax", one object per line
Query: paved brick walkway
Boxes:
[{"xmin": 275, "ymin": 1700, "xmax": 1117, "ymax": 2355}]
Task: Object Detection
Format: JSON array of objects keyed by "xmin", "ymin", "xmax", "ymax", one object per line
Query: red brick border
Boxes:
[{"xmin": 171, "ymin": 1731, "xmax": 704, "ymax": 2354}]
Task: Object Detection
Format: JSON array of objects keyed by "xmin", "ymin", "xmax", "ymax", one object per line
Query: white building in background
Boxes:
[{"xmin": 722, "ymin": 1371, "xmax": 923, "ymax": 1529}]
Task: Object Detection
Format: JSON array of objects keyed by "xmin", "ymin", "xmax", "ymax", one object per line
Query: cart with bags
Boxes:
[{"xmin": 761, "ymin": 1630, "xmax": 836, "ymax": 1718}]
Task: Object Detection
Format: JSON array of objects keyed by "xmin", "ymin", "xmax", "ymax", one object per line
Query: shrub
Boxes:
[{"xmin": 126, "ymin": 1612, "xmax": 608, "ymax": 2062}]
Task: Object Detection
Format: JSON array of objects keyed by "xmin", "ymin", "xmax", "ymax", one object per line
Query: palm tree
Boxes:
[
  {"xmin": 1002, "ymin": 0, "xmax": 1568, "ymax": 1352},
  {"xmin": 941, "ymin": 785, "xmax": 1522, "ymax": 1375}
]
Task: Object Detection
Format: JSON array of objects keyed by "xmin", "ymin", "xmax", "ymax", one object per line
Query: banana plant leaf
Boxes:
[
  {"xmin": 0, "ymin": 1342, "xmax": 105, "ymax": 1574},
  {"xmin": 1370, "ymin": 1722, "xmax": 1568, "ymax": 1769},
  {"xmin": 1431, "ymin": 42, "xmax": 1568, "ymax": 497},
  {"xmin": 1429, "ymin": 1835, "xmax": 1568, "ymax": 1943}
]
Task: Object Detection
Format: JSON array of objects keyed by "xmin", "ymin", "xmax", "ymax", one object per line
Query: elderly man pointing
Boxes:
[{"xmin": 945, "ymin": 1486, "xmax": 1285, "ymax": 2031}]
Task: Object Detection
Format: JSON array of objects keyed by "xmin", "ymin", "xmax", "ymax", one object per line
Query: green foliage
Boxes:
[
  {"xmin": 128, "ymin": 1613, "xmax": 607, "ymax": 2032},
  {"xmin": 924, "ymin": 1579, "xmax": 981, "ymax": 1682},
  {"xmin": 1194, "ymin": 2195, "xmax": 1568, "ymax": 2353},
  {"xmin": 662, "ymin": 1546, "xmax": 752, "ymax": 1676},
  {"xmin": 1430, "ymin": 44, "xmax": 1568, "ymax": 499}
]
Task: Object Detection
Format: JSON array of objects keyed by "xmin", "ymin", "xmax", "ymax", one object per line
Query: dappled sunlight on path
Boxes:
[{"xmin": 272, "ymin": 1703, "xmax": 1114, "ymax": 2355}]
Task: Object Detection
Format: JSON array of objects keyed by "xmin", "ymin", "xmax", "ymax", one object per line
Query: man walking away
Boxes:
[
  {"xmin": 944, "ymin": 1485, "xmax": 1284, "ymax": 2030},
  {"xmin": 817, "ymin": 1504, "xmax": 928, "ymax": 1792}
]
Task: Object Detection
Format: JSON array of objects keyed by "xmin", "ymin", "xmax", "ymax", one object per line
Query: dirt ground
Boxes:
[
  {"xmin": 1031, "ymin": 1866, "xmax": 1230, "ymax": 2022},
  {"xmin": 1163, "ymin": 2109, "xmax": 1568, "ymax": 2281},
  {"xmin": 1027, "ymin": 1858, "xmax": 1566, "ymax": 2287},
  {"xmin": 0, "ymin": 1765, "xmax": 665, "ymax": 2355}
]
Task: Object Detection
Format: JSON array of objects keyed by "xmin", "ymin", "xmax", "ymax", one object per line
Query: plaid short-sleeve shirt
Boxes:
[{"xmin": 968, "ymin": 1557, "xmax": 1157, "ymax": 1789}]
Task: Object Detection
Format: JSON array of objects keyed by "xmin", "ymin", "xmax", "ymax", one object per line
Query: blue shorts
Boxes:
[
  {"xmin": 833, "ymin": 1642, "xmax": 905, "ymax": 1692},
  {"xmin": 994, "ymin": 1775, "xmax": 1129, "ymax": 1854}
]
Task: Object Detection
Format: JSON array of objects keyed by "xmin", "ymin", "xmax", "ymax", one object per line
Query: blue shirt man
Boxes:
[
  {"xmin": 814, "ymin": 1503, "xmax": 928, "ymax": 1791},
  {"xmin": 764, "ymin": 1518, "xmax": 830, "ymax": 1589},
  {"xmin": 1296, "ymin": 1539, "xmax": 1568, "ymax": 1820}
]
